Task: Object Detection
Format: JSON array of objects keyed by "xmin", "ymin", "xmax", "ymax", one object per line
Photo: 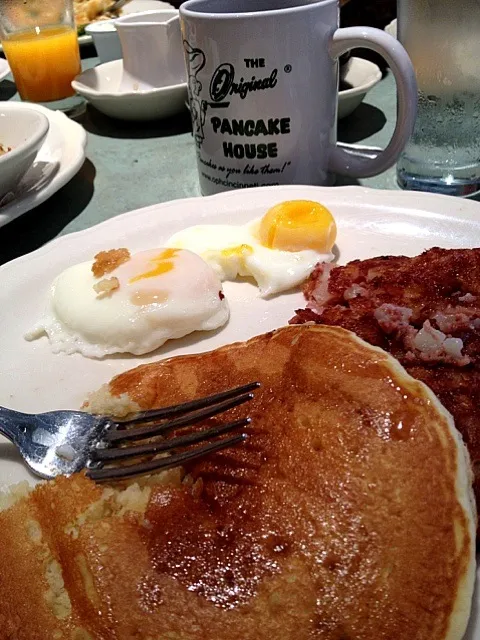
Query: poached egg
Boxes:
[
  {"xmin": 26, "ymin": 248, "xmax": 229, "ymax": 358},
  {"xmin": 167, "ymin": 200, "xmax": 337, "ymax": 296}
]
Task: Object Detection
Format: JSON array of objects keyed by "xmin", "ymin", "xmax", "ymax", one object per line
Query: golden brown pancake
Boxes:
[
  {"xmin": 290, "ymin": 248, "xmax": 480, "ymax": 515},
  {"xmin": 0, "ymin": 326, "xmax": 476, "ymax": 640}
]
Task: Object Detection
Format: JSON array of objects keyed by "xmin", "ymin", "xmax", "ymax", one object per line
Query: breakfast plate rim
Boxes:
[
  {"xmin": 0, "ymin": 101, "xmax": 87, "ymax": 228},
  {"xmin": 3, "ymin": 184, "xmax": 480, "ymax": 272}
]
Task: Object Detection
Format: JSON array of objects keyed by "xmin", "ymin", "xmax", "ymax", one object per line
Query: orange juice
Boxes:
[{"xmin": 2, "ymin": 25, "xmax": 81, "ymax": 102}]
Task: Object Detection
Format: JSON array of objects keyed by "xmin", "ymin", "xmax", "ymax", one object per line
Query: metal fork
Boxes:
[{"xmin": 0, "ymin": 382, "xmax": 258, "ymax": 482}]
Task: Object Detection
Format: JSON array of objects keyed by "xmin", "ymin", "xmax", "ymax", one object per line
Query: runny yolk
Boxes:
[
  {"xmin": 129, "ymin": 248, "xmax": 180, "ymax": 284},
  {"xmin": 258, "ymin": 200, "xmax": 337, "ymax": 252}
]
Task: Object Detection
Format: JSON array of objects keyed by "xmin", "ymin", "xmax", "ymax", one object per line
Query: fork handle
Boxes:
[{"xmin": 0, "ymin": 406, "xmax": 29, "ymax": 446}]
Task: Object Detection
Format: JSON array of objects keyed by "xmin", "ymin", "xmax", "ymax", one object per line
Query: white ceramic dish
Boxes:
[
  {"xmin": 0, "ymin": 185, "xmax": 479, "ymax": 638},
  {"xmin": 0, "ymin": 58, "xmax": 10, "ymax": 82},
  {"xmin": 85, "ymin": 19, "xmax": 122, "ymax": 62},
  {"xmin": 72, "ymin": 59, "xmax": 187, "ymax": 121},
  {"xmin": 338, "ymin": 57, "xmax": 383, "ymax": 119},
  {"xmin": 0, "ymin": 102, "xmax": 87, "ymax": 228},
  {"xmin": 0, "ymin": 105, "xmax": 49, "ymax": 198}
]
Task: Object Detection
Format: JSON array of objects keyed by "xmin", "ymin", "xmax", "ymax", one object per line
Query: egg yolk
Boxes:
[
  {"xmin": 258, "ymin": 200, "xmax": 337, "ymax": 252},
  {"xmin": 129, "ymin": 248, "xmax": 179, "ymax": 284}
]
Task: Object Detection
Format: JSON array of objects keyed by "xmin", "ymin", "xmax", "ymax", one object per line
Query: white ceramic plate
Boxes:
[
  {"xmin": 0, "ymin": 102, "xmax": 86, "ymax": 228},
  {"xmin": 0, "ymin": 58, "xmax": 10, "ymax": 82},
  {"xmin": 338, "ymin": 57, "xmax": 382, "ymax": 119},
  {"xmin": 0, "ymin": 184, "xmax": 479, "ymax": 638}
]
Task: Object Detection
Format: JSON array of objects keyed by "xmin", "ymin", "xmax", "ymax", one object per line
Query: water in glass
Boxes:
[{"xmin": 397, "ymin": 0, "xmax": 480, "ymax": 196}]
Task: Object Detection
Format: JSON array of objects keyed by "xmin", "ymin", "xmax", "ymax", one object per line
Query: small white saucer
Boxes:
[
  {"xmin": 338, "ymin": 57, "xmax": 382, "ymax": 120},
  {"xmin": 0, "ymin": 102, "xmax": 86, "ymax": 228},
  {"xmin": 72, "ymin": 60, "xmax": 188, "ymax": 121}
]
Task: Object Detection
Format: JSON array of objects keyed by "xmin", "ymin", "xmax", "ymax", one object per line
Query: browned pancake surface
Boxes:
[
  {"xmin": 290, "ymin": 248, "xmax": 480, "ymax": 507},
  {"xmin": 0, "ymin": 326, "xmax": 474, "ymax": 640}
]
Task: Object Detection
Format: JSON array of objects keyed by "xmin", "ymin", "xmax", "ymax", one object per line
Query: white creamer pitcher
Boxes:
[{"xmin": 114, "ymin": 10, "xmax": 186, "ymax": 92}]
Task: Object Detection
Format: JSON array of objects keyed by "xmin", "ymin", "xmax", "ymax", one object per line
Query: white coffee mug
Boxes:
[{"xmin": 180, "ymin": 0, "xmax": 417, "ymax": 196}]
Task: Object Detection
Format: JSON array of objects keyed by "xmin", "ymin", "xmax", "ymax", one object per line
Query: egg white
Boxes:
[
  {"xmin": 25, "ymin": 248, "xmax": 229, "ymax": 358},
  {"xmin": 168, "ymin": 219, "xmax": 333, "ymax": 297}
]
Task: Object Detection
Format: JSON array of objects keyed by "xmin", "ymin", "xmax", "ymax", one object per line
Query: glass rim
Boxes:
[{"xmin": 0, "ymin": 0, "xmax": 75, "ymax": 38}]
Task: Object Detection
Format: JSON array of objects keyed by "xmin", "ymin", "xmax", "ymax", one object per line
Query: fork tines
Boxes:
[
  {"xmin": 86, "ymin": 382, "xmax": 259, "ymax": 482},
  {"xmin": 112, "ymin": 381, "xmax": 260, "ymax": 428}
]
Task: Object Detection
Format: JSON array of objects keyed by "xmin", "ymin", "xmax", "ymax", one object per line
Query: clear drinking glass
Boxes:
[
  {"xmin": 396, "ymin": 0, "xmax": 480, "ymax": 197},
  {"xmin": 0, "ymin": 0, "xmax": 84, "ymax": 115}
]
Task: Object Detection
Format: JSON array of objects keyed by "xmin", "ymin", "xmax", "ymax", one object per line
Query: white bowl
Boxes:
[
  {"xmin": 85, "ymin": 20, "xmax": 122, "ymax": 63},
  {"xmin": 338, "ymin": 57, "xmax": 383, "ymax": 120},
  {"xmin": 0, "ymin": 105, "xmax": 49, "ymax": 198},
  {"xmin": 72, "ymin": 59, "xmax": 187, "ymax": 121}
]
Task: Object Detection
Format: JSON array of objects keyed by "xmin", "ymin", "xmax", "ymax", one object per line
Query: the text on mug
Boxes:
[{"xmin": 184, "ymin": 43, "xmax": 294, "ymax": 189}]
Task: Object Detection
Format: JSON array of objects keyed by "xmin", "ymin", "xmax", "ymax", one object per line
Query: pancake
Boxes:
[
  {"xmin": 0, "ymin": 325, "xmax": 476, "ymax": 639},
  {"xmin": 290, "ymin": 248, "xmax": 480, "ymax": 512}
]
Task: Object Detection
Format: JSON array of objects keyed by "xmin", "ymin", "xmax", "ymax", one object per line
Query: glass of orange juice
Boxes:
[{"xmin": 0, "ymin": 0, "xmax": 84, "ymax": 115}]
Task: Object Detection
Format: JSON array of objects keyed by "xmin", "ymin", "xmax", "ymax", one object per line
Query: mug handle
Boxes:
[{"xmin": 329, "ymin": 26, "xmax": 417, "ymax": 178}]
